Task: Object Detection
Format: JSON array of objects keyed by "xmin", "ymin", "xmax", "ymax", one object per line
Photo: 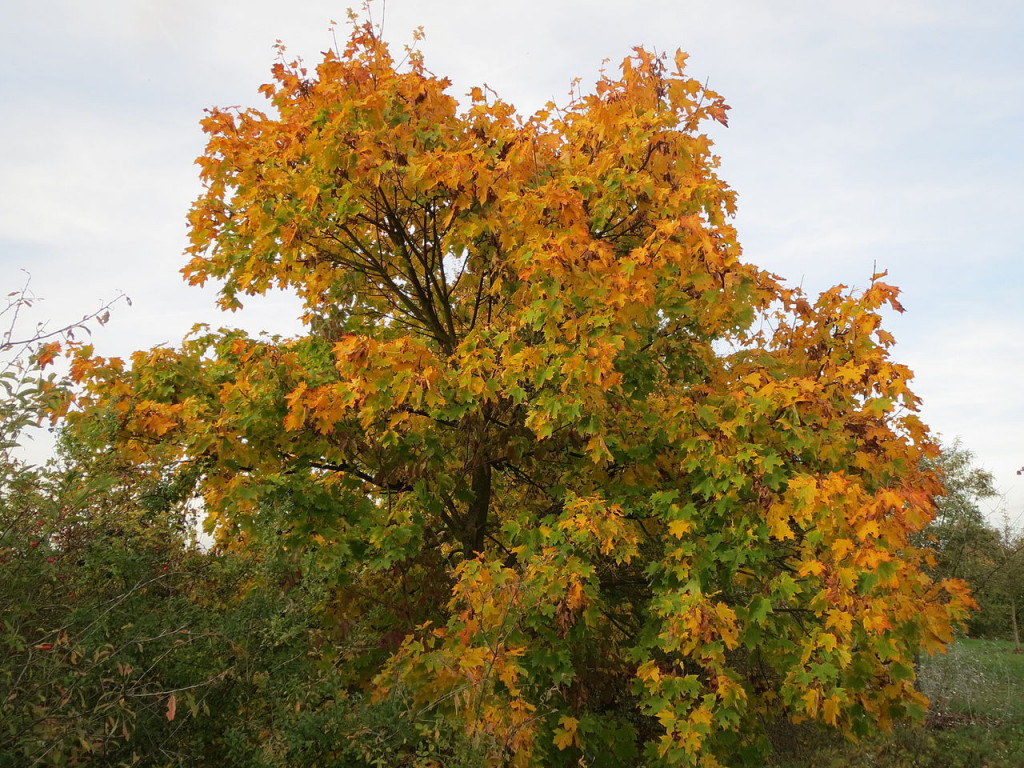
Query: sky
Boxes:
[{"xmin": 1, "ymin": 0, "xmax": 1021, "ymax": 519}]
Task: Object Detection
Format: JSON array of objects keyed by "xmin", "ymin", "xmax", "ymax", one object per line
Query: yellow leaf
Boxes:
[
  {"xmin": 768, "ymin": 510, "xmax": 795, "ymax": 541},
  {"xmin": 798, "ymin": 560, "xmax": 825, "ymax": 578},
  {"xmin": 141, "ymin": 412, "xmax": 177, "ymax": 437},
  {"xmin": 823, "ymin": 696, "xmax": 840, "ymax": 725},
  {"xmin": 458, "ymin": 646, "xmax": 488, "ymax": 671},
  {"xmin": 831, "ymin": 538, "xmax": 855, "ymax": 561},
  {"xmin": 636, "ymin": 660, "xmax": 661, "ymax": 684},
  {"xmin": 856, "ymin": 520, "xmax": 880, "ymax": 541},
  {"xmin": 567, "ymin": 579, "xmax": 586, "ymax": 610},
  {"xmin": 802, "ymin": 688, "xmax": 820, "ymax": 718},
  {"xmin": 668, "ymin": 519, "xmax": 693, "ymax": 538},
  {"xmin": 585, "ymin": 434, "xmax": 613, "ymax": 462},
  {"xmin": 302, "ymin": 184, "xmax": 320, "ymax": 211},
  {"xmin": 553, "ymin": 716, "xmax": 579, "ymax": 750}
]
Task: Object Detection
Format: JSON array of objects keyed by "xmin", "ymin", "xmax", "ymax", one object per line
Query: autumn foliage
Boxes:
[{"xmin": 61, "ymin": 16, "xmax": 972, "ymax": 767}]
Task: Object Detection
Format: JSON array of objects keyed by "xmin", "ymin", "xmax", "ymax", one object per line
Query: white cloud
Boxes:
[{"xmin": 900, "ymin": 318, "xmax": 1024, "ymax": 516}]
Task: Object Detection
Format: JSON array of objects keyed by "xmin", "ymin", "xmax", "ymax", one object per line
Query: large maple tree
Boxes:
[{"xmin": 63, "ymin": 17, "xmax": 972, "ymax": 767}]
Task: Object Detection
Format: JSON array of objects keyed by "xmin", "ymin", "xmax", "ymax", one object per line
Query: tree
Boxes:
[
  {"xmin": 921, "ymin": 440, "xmax": 1024, "ymax": 647},
  {"xmin": 60, "ymin": 16, "xmax": 973, "ymax": 767},
  {"xmin": 989, "ymin": 521, "xmax": 1024, "ymax": 652},
  {"xmin": 924, "ymin": 440, "xmax": 998, "ymax": 587}
]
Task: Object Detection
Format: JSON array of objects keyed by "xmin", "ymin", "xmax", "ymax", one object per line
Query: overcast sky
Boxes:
[{"xmin": 2, "ymin": 0, "xmax": 1021, "ymax": 519}]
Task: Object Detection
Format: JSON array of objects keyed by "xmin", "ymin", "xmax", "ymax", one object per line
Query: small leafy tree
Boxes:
[{"xmin": 61, "ymin": 16, "xmax": 973, "ymax": 767}]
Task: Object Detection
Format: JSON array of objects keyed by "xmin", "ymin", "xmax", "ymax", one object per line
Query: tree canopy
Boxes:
[{"xmin": 58, "ymin": 17, "xmax": 973, "ymax": 767}]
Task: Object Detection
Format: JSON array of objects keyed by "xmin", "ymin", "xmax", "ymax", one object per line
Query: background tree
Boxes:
[
  {"xmin": 963, "ymin": 517, "xmax": 1024, "ymax": 651},
  {"xmin": 924, "ymin": 440, "xmax": 998, "ymax": 588},
  {"xmin": 60, "ymin": 15, "xmax": 974, "ymax": 767},
  {"xmin": 990, "ymin": 521, "xmax": 1024, "ymax": 652},
  {"xmin": 923, "ymin": 440, "xmax": 1024, "ymax": 646}
]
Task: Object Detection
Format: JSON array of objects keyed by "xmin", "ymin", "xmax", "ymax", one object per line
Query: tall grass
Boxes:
[{"xmin": 919, "ymin": 638, "xmax": 1024, "ymax": 723}]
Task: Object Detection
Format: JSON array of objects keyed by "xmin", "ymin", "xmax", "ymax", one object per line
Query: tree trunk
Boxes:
[
  {"xmin": 464, "ymin": 462, "xmax": 491, "ymax": 559},
  {"xmin": 1012, "ymin": 593, "xmax": 1022, "ymax": 653}
]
